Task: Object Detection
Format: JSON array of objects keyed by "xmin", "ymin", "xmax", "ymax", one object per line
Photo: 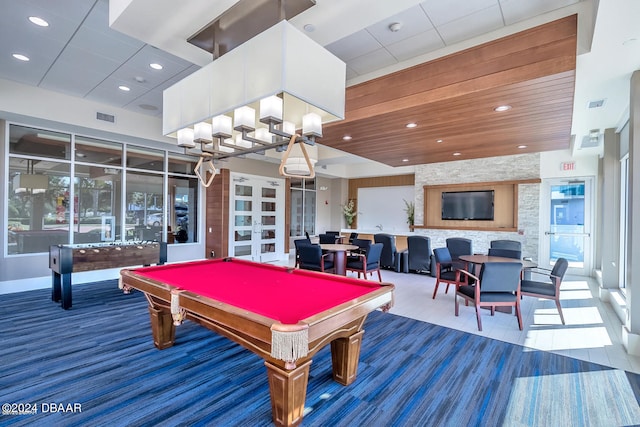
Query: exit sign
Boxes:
[{"xmin": 561, "ymin": 161, "xmax": 575, "ymax": 171}]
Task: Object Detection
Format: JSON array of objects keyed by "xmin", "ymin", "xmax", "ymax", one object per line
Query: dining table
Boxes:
[{"xmin": 320, "ymin": 243, "xmax": 358, "ymax": 276}]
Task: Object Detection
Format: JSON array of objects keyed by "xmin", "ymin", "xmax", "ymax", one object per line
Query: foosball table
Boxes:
[{"xmin": 49, "ymin": 241, "xmax": 167, "ymax": 309}]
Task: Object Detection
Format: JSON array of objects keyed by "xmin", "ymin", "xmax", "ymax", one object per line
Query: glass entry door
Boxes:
[
  {"xmin": 541, "ymin": 178, "xmax": 593, "ymax": 276},
  {"xmin": 229, "ymin": 173, "xmax": 284, "ymax": 262}
]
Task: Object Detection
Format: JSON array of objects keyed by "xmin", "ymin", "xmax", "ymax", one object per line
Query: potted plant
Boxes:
[
  {"xmin": 404, "ymin": 199, "xmax": 415, "ymax": 230},
  {"xmin": 342, "ymin": 199, "xmax": 356, "ymax": 228}
]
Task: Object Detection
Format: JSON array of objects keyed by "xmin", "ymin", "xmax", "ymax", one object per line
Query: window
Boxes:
[
  {"xmin": 126, "ymin": 171, "xmax": 164, "ymax": 241},
  {"xmin": 290, "ymin": 178, "xmax": 316, "ymax": 237},
  {"xmin": 6, "ymin": 124, "xmax": 200, "ymax": 254},
  {"xmin": 620, "ymin": 155, "xmax": 629, "ymax": 293}
]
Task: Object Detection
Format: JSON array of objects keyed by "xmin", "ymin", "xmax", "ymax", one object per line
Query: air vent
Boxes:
[
  {"xmin": 581, "ymin": 134, "xmax": 601, "ymax": 148},
  {"xmin": 587, "ymin": 99, "xmax": 606, "ymax": 109},
  {"xmin": 96, "ymin": 112, "xmax": 115, "ymax": 123}
]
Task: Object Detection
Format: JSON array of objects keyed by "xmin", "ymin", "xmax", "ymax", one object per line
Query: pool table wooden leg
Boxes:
[
  {"xmin": 265, "ymin": 359, "xmax": 311, "ymax": 427},
  {"xmin": 330, "ymin": 330, "xmax": 365, "ymax": 385},
  {"xmin": 147, "ymin": 305, "xmax": 176, "ymax": 350}
]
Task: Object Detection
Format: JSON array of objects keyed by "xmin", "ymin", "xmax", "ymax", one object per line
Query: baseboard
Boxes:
[{"xmin": 622, "ymin": 327, "xmax": 640, "ymax": 356}]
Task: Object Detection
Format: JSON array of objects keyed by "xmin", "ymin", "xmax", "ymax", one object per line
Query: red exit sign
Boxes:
[{"xmin": 561, "ymin": 161, "xmax": 575, "ymax": 171}]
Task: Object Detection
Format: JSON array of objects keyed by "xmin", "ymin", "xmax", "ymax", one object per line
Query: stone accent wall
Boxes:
[{"xmin": 413, "ymin": 153, "xmax": 541, "ymax": 260}]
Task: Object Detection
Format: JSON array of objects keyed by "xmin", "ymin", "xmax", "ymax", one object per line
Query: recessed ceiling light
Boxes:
[
  {"xmin": 518, "ymin": 145, "xmax": 527, "ymax": 149},
  {"xmin": 406, "ymin": 122, "xmax": 417, "ymax": 128},
  {"xmin": 494, "ymin": 105, "xmax": 512, "ymax": 112},
  {"xmin": 28, "ymin": 16, "xmax": 49, "ymax": 27},
  {"xmin": 149, "ymin": 63, "xmax": 163, "ymax": 70},
  {"xmin": 436, "ymin": 139, "xmax": 443, "ymax": 143},
  {"xmin": 402, "ymin": 159, "xmax": 409, "ymax": 162},
  {"xmin": 342, "ymin": 135, "xmax": 352, "ymax": 141},
  {"xmin": 303, "ymin": 24, "xmax": 315, "ymax": 32},
  {"xmin": 76, "ymin": 152, "xmax": 86, "ymax": 158},
  {"xmin": 12, "ymin": 53, "xmax": 29, "ymax": 61},
  {"xmin": 453, "ymin": 152, "xmax": 461, "ymax": 156},
  {"xmin": 118, "ymin": 85, "xmax": 131, "ymax": 91}
]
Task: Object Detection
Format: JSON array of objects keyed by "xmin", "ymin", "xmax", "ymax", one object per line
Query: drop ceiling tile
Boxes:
[
  {"xmin": 326, "ymin": 30, "xmax": 383, "ymax": 62},
  {"xmin": 0, "ymin": 52, "xmax": 47, "ymax": 86},
  {"xmin": 347, "ymin": 48, "xmax": 398, "ymax": 75},
  {"xmin": 122, "ymin": 45, "xmax": 194, "ymax": 80},
  {"xmin": 420, "ymin": 0, "xmax": 499, "ymax": 27},
  {"xmin": 500, "ymin": 0, "xmax": 580, "ymax": 25},
  {"xmin": 0, "ymin": 2, "xmax": 84, "ymax": 46},
  {"xmin": 26, "ymin": 0, "xmax": 97, "ymax": 23},
  {"xmin": 69, "ymin": 25, "xmax": 143, "ymax": 64},
  {"xmin": 85, "ymin": 75, "xmax": 148, "ymax": 107},
  {"xmin": 365, "ymin": 5, "xmax": 433, "ymax": 46},
  {"xmin": 40, "ymin": 45, "xmax": 121, "ymax": 96},
  {"xmin": 386, "ymin": 28, "xmax": 445, "ymax": 62},
  {"xmin": 123, "ymin": 90, "xmax": 163, "ymax": 116},
  {"xmin": 437, "ymin": 5, "xmax": 504, "ymax": 46}
]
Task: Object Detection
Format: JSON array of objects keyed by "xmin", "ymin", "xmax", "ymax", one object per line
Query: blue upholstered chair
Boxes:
[
  {"xmin": 432, "ymin": 247, "xmax": 460, "ymax": 299},
  {"xmin": 446, "ymin": 237, "xmax": 473, "ymax": 270},
  {"xmin": 456, "ymin": 262, "xmax": 523, "ymax": 331},
  {"xmin": 293, "ymin": 237, "xmax": 312, "ymax": 268},
  {"xmin": 374, "ymin": 233, "xmax": 400, "ymax": 272},
  {"xmin": 347, "ymin": 242, "xmax": 383, "ymax": 282},
  {"xmin": 521, "ymin": 258, "xmax": 569, "ymax": 325},
  {"xmin": 298, "ymin": 244, "xmax": 335, "ymax": 273},
  {"xmin": 407, "ymin": 235, "xmax": 432, "ymax": 274}
]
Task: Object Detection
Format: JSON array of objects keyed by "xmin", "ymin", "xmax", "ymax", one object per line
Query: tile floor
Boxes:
[{"xmin": 282, "ymin": 255, "xmax": 640, "ymax": 374}]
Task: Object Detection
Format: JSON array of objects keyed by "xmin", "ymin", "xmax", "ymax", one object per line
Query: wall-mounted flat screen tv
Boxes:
[{"xmin": 441, "ymin": 190, "xmax": 494, "ymax": 220}]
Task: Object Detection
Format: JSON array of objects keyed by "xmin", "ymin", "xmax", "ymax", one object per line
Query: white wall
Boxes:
[{"xmin": 357, "ymin": 186, "xmax": 413, "ymax": 232}]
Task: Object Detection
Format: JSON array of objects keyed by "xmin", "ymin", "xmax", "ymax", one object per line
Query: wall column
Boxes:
[
  {"xmin": 624, "ymin": 70, "xmax": 640, "ymax": 355},
  {"xmin": 599, "ymin": 128, "xmax": 620, "ymax": 288}
]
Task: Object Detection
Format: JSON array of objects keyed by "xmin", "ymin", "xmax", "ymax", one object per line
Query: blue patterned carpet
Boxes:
[{"xmin": 1, "ymin": 280, "xmax": 640, "ymax": 426}]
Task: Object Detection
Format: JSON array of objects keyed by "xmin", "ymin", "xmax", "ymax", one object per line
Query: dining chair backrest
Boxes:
[
  {"xmin": 550, "ymin": 257, "xmax": 569, "ymax": 282},
  {"xmin": 446, "ymin": 238, "xmax": 473, "ymax": 260},
  {"xmin": 365, "ymin": 243, "xmax": 384, "ymax": 268},
  {"xmin": 352, "ymin": 238, "xmax": 372, "ymax": 253},
  {"xmin": 298, "ymin": 244, "xmax": 324, "ymax": 271},
  {"xmin": 319, "ymin": 233, "xmax": 336, "ymax": 244},
  {"xmin": 479, "ymin": 262, "xmax": 522, "ymax": 293},
  {"xmin": 433, "ymin": 247, "xmax": 453, "ymax": 269},
  {"xmin": 488, "ymin": 247, "xmax": 522, "ymax": 260},
  {"xmin": 490, "ymin": 239, "xmax": 522, "ymax": 251}
]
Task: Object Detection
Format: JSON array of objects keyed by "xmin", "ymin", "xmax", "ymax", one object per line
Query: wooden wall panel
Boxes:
[
  {"xmin": 206, "ymin": 168, "xmax": 230, "ymax": 258},
  {"xmin": 421, "ymin": 179, "xmax": 539, "ymax": 231}
]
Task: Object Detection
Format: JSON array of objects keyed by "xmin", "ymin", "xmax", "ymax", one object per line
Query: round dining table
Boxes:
[
  {"xmin": 320, "ymin": 244, "xmax": 358, "ymax": 276},
  {"xmin": 458, "ymin": 254, "xmax": 537, "ymax": 269}
]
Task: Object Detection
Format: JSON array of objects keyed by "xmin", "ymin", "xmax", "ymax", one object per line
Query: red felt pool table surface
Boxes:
[{"xmin": 130, "ymin": 258, "xmax": 383, "ymax": 324}]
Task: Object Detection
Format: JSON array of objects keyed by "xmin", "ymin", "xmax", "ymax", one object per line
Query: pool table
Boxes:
[{"xmin": 119, "ymin": 258, "xmax": 394, "ymax": 427}]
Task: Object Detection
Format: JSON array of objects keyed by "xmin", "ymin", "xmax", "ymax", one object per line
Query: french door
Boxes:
[
  {"xmin": 229, "ymin": 173, "xmax": 284, "ymax": 262},
  {"xmin": 540, "ymin": 178, "xmax": 593, "ymax": 276}
]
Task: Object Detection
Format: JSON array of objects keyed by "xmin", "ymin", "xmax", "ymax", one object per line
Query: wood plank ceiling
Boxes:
[{"xmin": 320, "ymin": 15, "xmax": 577, "ymax": 167}]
